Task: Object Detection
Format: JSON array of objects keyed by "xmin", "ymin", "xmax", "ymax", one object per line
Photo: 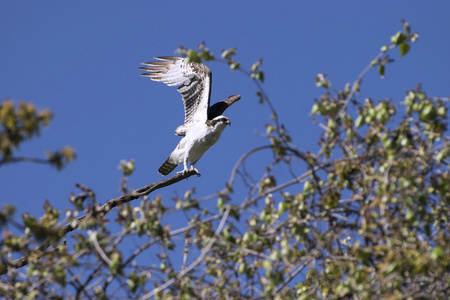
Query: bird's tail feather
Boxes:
[{"xmin": 158, "ymin": 157, "xmax": 178, "ymax": 176}]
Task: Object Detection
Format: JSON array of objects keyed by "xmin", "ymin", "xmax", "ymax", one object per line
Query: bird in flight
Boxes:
[{"xmin": 139, "ymin": 57, "xmax": 240, "ymax": 176}]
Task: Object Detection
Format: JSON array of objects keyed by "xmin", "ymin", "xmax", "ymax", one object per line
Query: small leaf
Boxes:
[
  {"xmin": 385, "ymin": 262, "xmax": 398, "ymax": 275},
  {"xmin": 430, "ymin": 247, "xmax": 445, "ymax": 260},
  {"xmin": 311, "ymin": 103, "xmax": 319, "ymax": 115},
  {"xmin": 399, "ymin": 42, "xmax": 410, "ymax": 57},
  {"xmin": 378, "ymin": 65, "xmax": 385, "ymax": 78},
  {"xmin": 221, "ymin": 47, "xmax": 236, "ymax": 59},
  {"xmin": 118, "ymin": 159, "xmax": 135, "ymax": 176},
  {"xmin": 315, "ymin": 73, "xmax": 330, "ymax": 89},
  {"xmin": 355, "ymin": 115, "xmax": 365, "ymax": 128},
  {"xmin": 186, "ymin": 50, "xmax": 201, "ymax": 64},
  {"xmin": 303, "ymin": 181, "xmax": 313, "ymax": 193},
  {"xmin": 229, "ymin": 62, "xmax": 240, "ymax": 70},
  {"xmin": 390, "ymin": 31, "xmax": 406, "ymax": 45},
  {"xmin": 251, "ymin": 59, "xmax": 262, "ymax": 71},
  {"xmin": 256, "ymin": 70, "xmax": 264, "ymax": 83},
  {"xmin": 200, "ymin": 48, "xmax": 214, "ymax": 61},
  {"xmin": 420, "ymin": 104, "xmax": 436, "ymax": 121},
  {"xmin": 238, "ymin": 263, "xmax": 246, "ymax": 274},
  {"xmin": 277, "ymin": 201, "xmax": 289, "ymax": 215},
  {"xmin": 266, "ymin": 125, "xmax": 275, "ymax": 134}
]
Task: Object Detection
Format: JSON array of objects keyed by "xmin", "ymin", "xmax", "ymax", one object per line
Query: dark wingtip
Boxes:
[
  {"xmin": 228, "ymin": 95, "xmax": 241, "ymax": 101},
  {"xmin": 207, "ymin": 94, "xmax": 241, "ymax": 120}
]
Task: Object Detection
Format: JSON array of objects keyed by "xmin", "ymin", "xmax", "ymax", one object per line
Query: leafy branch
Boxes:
[
  {"xmin": 0, "ymin": 169, "xmax": 200, "ymax": 276},
  {"xmin": 0, "ymin": 99, "xmax": 75, "ymax": 170}
]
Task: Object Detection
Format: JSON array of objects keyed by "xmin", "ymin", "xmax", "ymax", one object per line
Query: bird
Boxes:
[{"xmin": 139, "ymin": 56, "xmax": 240, "ymax": 176}]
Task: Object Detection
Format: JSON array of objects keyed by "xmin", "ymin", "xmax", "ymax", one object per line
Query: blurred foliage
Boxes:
[
  {"xmin": 0, "ymin": 99, "xmax": 75, "ymax": 169},
  {"xmin": 1, "ymin": 21, "xmax": 450, "ymax": 299},
  {"xmin": 0, "ymin": 99, "xmax": 53, "ymax": 158},
  {"xmin": 118, "ymin": 159, "xmax": 135, "ymax": 176}
]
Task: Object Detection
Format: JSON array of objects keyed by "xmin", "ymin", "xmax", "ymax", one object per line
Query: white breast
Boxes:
[{"xmin": 185, "ymin": 122, "xmax": 227, "ymax": 163}]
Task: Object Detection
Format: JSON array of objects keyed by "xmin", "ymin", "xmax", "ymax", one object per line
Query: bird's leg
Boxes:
[{"xmin": 175, "ymin": 153, "xmax": 190, "ymax": 176}]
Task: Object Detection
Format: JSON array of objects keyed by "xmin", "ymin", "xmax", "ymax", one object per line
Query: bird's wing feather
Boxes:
[
  {"xmin": 208, "ymin": 94, "xmax": 241, "ymax": 120},
  {"xmin": 140, "ymin": 57, "xmax": 211, "ymax": 126}
]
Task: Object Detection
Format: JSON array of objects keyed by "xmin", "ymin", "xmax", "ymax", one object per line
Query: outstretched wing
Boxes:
[
  {"xmin": 140, "ymin": 57, "xmax": 211, "ymax": 127},
  {"xmin": 208, "ymin": 94, "xmax": 241, "ymax": 120}
]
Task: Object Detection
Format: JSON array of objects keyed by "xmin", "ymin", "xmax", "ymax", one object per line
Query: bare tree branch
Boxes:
[{"xmin": 0, "ymin": 156, "xmax": 52, "ymax": 167}]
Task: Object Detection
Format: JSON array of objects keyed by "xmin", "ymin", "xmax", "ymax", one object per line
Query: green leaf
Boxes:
[
  {"xmin": 355, "ymin": 115, "xmax": 365, "ymax": 128},
  {"xmin": 118, "ymin": 159, "xmax": 135, "ymax": 176},
  {"xmin": 437, "ymin": 106, "xmax": 446, "ymax": 117},
  {"xmin": 430, "ymin": 247, "xmax": 445, "ymax": 260},
  {"xmin": 251, "ymin": 60, "xmax": 261, "ymax": 72},
  {"xmin": 399, "ymin": 42, "xmax": 410, "ymax": 57},
  {"xmin": 186, "ymin": 50, "xmax": 201, "ymax": 63},
  {"xmin": 109, "ymin": 252, "xmax": 123, "ymax": 275},
  {"xmin": 311, "ymin": 103, "xmax": 319, "ymax": 115},
  {"xmin": 420, "ymin": 104, "xmax": 436, "ymax": 121},
  {"xmin": 221, "ymin": 47, "xmax": 236, "ymax": 59},
  {"xmin": 436, "ymin": 148, "xmax": 449, "ymax": 162},
  {"xmin": 238, "ymin": 263, "xmax": 246, "ymax": 274},
  {"xmin": 229, "ymin": 62, "xmax": 240, "ymax": 70},
  {"xmin": 266, "ymin": 125, "xmax": 275, "ymax": 134},
  {"xmin": 303, "ymin": 181, "xmax": 313, "ymax": 193},
  {"xmin": 256, "ymin": 70, "xmax": 264, "ymax": 83},
  {"xmin": 378, "ymin": 65, "xmax": 385, "ymax": 78},
  {"xmin": 390, "ymin": 31, "xmax": 406, "ymax": 45},
  {"xmin": 385, "ymin": 262, "xmax": 398, "ymax": 275},
  {"xmin": 315, "ymin": 73, "xmax": 330, "ymax": 89},
  {"xmin": 200, "ymin": 49, "xmax": 214, "ymax": 61},
  {"xmin": 277, "ymin": 201, "xmax": 289, "ymax": 215}
]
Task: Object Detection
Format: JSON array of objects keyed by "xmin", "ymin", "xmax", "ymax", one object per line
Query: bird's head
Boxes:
[{"xmin": 208, "ymin": 116, "xmax": 231, "ymax": 128}]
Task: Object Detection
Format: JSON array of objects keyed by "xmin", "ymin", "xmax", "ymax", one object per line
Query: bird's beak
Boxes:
[{"xmin": 227, "ymin": 120, "xmax": 231, "ymax": 126}]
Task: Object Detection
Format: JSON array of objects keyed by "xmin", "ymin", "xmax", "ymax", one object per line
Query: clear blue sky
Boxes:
[{"xmin": 1, "ymin": 1, "xmax": 449, "ymax": 224}]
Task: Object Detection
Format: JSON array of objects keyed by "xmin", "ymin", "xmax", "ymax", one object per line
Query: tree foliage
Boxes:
[
  {"xmin": 0, "ymin": 99, "xmax": 75, "ymax": 169},
  {"xmin": 1, "ymin": 21, "xmax": 449, "ymax": 299}
]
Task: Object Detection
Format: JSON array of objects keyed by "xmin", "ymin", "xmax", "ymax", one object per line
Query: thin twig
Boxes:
[
  {"xmin": 0, "ymin": 156, "xmax": 52, "ymax": 167},
  {"xmin": 338, "ymin": 44, "xmax": 396, "ymax": 116},
  {"xmin": 272, "ymin": 258, "xmax": 312, "ymax": 296},
  {"xmin": 88, "ymin": 230, "xmax": 112, "ymax": 265}
]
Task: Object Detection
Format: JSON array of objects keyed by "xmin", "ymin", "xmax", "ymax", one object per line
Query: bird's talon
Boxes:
[
  {"xmin": 190, "ymin": 167, "xmax": 201, "ymax": 176},
  {"xmin": 176, "ymin": 170, "xmax": 187, "ymax": 176}
]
